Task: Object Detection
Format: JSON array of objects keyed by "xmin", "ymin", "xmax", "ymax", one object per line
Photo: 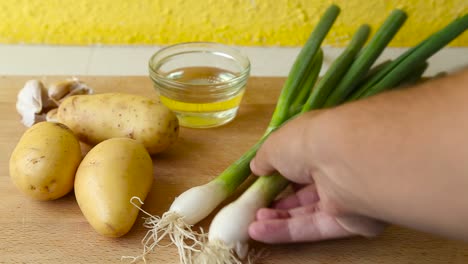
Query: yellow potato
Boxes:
[
  {"xmin": 57, "ymin": 93, "xmax": 179, "ymax": 154},
  {"xmin": 74, "ymin": 138, "xmax": 153, "ymax": 237},
  {"xmin": 9, "ymin": 122, "xmax": 82, "ymax": 201}
]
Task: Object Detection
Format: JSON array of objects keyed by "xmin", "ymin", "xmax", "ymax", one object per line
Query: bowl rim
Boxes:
[{"xmin": 148, "ymin": 41, "xmax": 251, "ymax": 88}]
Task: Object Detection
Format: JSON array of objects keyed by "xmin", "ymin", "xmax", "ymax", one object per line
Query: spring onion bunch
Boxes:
[
  {"xmin": 126, "ymin": 5, "xmax": 340, "ymax": 264},
  {"xmin": 196, "ymin": 9, "xmax": 468, "ymax": 264}
]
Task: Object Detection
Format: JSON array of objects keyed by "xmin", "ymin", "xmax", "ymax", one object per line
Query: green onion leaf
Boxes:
[
  {"xmin": 359, "ymin": 14, "xmax": 468, "ymax": 98},
  {"xmin": 268, "ymin": 4, "xmax": 340, "ymax": 128},
  {"xmin": 323, "ymin": 9, "xmax": 407, "ymax": 106},
  {"xmin": 301, "ymin": 24, "xmax": 371, "ymax": 112},
  {"xmin": 289, "ymin": 49, "xmax": 324, "ymax": 116}
]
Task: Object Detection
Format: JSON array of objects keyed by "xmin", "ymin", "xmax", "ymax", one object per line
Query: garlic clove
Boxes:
[
  {"xmin": 45, "ymin": 108, "xmax": 59, "ymax": 123},
  {"xmin": 48, "ymin": 80, "xmax": 74, "ymax": 101},
  {"xmin": 50, "ymin": 78, "xmax": 94, "ymax": 104},
  {"xmin": 16, "ymin": 101, "xmax": 36, "ymax": 127},
  {"xmin": 16, "ymin": 80, "xmax": 48, "ymax": 127},
  {"xmin": 68, "ymin": 78, "xmax": 94, "ymax": 96},
  {"xmin": 16, "ymin": 80, "xmax": 44, "ymax": 114},
  {"xmin": 59, "ymin": 79, "xmax": 94, "ymax": 103},
  {"xmin": 16, "ymin": 102, "xmax": 48, "ymax": 127},
  {"xmin": 41, "ymin": 83, "xmax": 58, "ymax": 110}
]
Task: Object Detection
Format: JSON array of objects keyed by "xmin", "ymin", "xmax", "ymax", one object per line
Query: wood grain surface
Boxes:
[{"xmin": 1, "ymin": 76, "xmax": 467, "ymax": 264}]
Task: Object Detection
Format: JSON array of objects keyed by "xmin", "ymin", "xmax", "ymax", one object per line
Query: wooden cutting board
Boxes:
[{"xmin": 1, "ymin": 76, "xmax": 467, "ymax": 264}]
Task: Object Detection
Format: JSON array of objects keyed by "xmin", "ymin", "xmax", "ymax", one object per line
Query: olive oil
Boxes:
[{"xmin": 158, "ymin": 67, "xmax": 247, "ymax": 128}]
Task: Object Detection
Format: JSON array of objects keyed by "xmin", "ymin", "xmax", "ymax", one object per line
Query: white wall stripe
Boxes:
[{"xmin": 0, "ymin": 45, "xmax": 466, "ymax": 77}]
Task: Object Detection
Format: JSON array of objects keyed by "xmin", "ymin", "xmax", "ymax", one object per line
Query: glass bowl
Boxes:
[{"xmin": 149, "ymin": 42, "xmax": 251, "ymax": 128}]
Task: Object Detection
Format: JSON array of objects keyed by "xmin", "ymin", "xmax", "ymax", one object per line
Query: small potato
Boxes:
[
  {"xmin": 57, "ymin": 93, "xmax": 179, "ymax": 154},
  {"xmin": 74, "ymin": 138, "xmax": 153, "ymax": 237},
  {"xmin": 9, "ymin": 122, "xmax": 82, "ymax": 200}
]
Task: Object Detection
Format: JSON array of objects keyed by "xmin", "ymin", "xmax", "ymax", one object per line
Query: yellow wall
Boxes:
[{"xmin": 0, "ymin": 0, "xmax": 466, "ymax": 47}]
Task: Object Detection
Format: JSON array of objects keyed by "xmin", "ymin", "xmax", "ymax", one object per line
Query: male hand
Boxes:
[{"xmin": 249, "ymin": 112, "xmax": 385, "ymax": 243}]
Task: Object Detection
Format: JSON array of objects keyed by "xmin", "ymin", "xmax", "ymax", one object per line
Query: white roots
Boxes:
[
  {"xmin": 194, "ymin": 240, "xmax": 268, "ymax": 264},
  {"xmin": 121, "ymin": 196, "xmax": 205, "ymax": 264},
  {"xmin": 195, "ymin": 240, "xmax": 241, "ymax": 264}
]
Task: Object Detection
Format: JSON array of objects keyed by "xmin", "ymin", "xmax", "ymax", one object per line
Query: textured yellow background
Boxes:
[{"xmin": 0, "ymin": 0, "xmax": 466, "ymax": 46}]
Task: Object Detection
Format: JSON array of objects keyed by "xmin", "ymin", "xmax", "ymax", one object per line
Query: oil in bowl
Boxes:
[
  {"xmin": 160, "ymin": 67, "xmax": 245, "ymax": 124},
  {"xmin": 149, "ymin": 42, "xmax": 250, "ymax": 128}
]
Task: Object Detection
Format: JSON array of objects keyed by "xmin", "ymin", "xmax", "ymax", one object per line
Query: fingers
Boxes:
[
  {"xmin": 256, "ymin": 208, "xmax": 290, "ymax": 221},
  {"xmin": 272, "ymin": 184, "xmax": 319, "ymax": 210},
  {"xmin": 257, "ymin": 205, "xmax": 318, "ymax": 221},
  {"xmin": 252, "ymin": 203, "xmax": 386, "ymax": 244},
  {"xmin": 249, "ymin": 211, "xmax": 354, "ymax": 244}
]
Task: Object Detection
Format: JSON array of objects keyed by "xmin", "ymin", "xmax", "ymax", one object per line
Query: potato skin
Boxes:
[
  {"xmin": 74, "ymin": 138, "xmax": 153, "ymax": 237},
  {"xmin": 57, "ymin": 93, "xmax": 179, "ymax": 154},
  {"xmin": 9, "ymin": 122, "xmax": 82, "ymax": 201}
]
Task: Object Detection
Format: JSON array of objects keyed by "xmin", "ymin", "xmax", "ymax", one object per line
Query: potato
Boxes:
[
  {"xmin": 57, "ymin": 93, "xmax": 179, "ymax": 154},
  {"xmin": 9, "ymin": 122, "xmax": 82, "ymax": 200},
  {"xmin": 74, "ymin": 138, "xmax": 153, "ymax": 237}
]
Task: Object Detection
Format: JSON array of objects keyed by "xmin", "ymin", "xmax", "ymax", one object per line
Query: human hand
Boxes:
[{"xmin": 248, "ymin": 111, "xmax": 386, "ymax": 244}]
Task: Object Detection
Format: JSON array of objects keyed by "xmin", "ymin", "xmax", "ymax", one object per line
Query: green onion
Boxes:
[
  {"xmin": 355, "ymin": 59, "xmax": 393, "ymax": 89},
  {"xmin": 301, "ymin": 24, "xmax": 371, "ymax": 112},
  {"xmin": 323, "ymin": 9, "xmax": 407, "ymax": 106},
  {"xmin": 289, "ymin": 49, "xmax": 324, "ymax": 116},
  {"xmin": 395, "ymin": 61, "xmax": 429, "ymax": 88},
  {"xmin": 129, "ymin": 5, "xmax": 341, "ymax": 263},
  {"xmin": 358, "ymin": 14, "xmax": 468, "ymax": 98},
  {"xmin": 202, "ymin": 10, "xmax": 468, "ymax": 264},
  {"xmin": 214, "ymin": 138, "xmax": 266, "ymax": 193},
  {"xmin": 269, "ymin": 4, "xmax": 341, "ymax": 128},
  {"xmin": 253, "ymin": 173, "xmax": 290, "ymax": 204},
  {"xmin": 348, "ymin": 38, "xmax": 431, "ymax": 100}
]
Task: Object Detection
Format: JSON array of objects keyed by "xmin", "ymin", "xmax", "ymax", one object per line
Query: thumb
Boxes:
[
  {"xmin": 250, "ymin": 138, "xmax": 277, "ymax": 176},
  {"xmin": 250, "ymin": 112, "xmax": 312, "ymax": 179},
  {"xmin": 250, "ymin": 111, "xmax": 322, "ymax": 180}
]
